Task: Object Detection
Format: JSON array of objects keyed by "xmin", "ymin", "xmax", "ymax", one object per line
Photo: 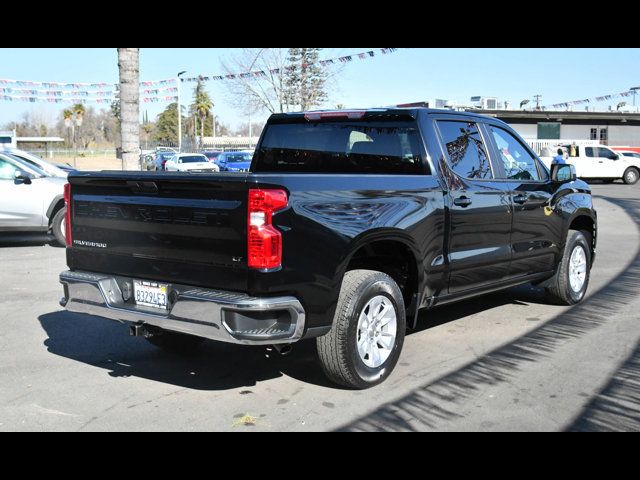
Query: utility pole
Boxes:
[
  {"xmin": 176, "ymin": 71, "xmax": 186, "ymax": 151},
  {"xmin": 533, "ymin": 94, "xmax": 542, "ymax": 110},
  {"xmin": 631, "ymin": 86, "xmax": 640, "ymax": 108}
]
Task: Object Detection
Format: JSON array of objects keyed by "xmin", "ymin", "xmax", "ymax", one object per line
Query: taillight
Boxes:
[
  {"xmin": 64, "ymin": 182, "xmax": 72, "ymax": 247},
  {"xmin": 248, "ymin": 189, "xmax": 288, "ymax": 270}
]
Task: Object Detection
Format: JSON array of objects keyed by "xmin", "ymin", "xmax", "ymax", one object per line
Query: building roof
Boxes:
[
  {"xmin": 467, "ymin": 109, "xmax": 640, "ymax": 124},
  {"xmin": 16, "ymin": 137, "xmax": 64, "ymax": 143}
]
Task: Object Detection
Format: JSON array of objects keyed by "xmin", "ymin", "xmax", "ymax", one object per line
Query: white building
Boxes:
[
  {"xmin": 0, "ymin": 129, "xmax": 17, "ymax": 148},
  {"xmin": 468, "ymin": 109, "xmax": 640, "ymax": 147}
]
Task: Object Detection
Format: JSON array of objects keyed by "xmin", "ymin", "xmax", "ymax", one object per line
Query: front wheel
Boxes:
[
  {"xmin": 623, "ymin": 168, "xmax": 639, "ymax": 185},
  {"xmin": 545, "ymin": 230, "xmax": 592, "ymax": 305},
  {"xmin": 317, "ymin": 270, "xmax": 406, "ymax": 389}
]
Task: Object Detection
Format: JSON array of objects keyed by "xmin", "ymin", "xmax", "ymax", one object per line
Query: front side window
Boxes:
[
  {"xmin": 587, "ymin": 147, "xmax": 617, "ymax": 159},
  {"xmin": 437, "ymin": 120, "xmax": 492, "ymax": 180},
  {"xmin": 490, "ymin": 126, "xmax": 542, "ymax": 181},
  {"xmin": 596, "ymin": 147, "xmax": 617, "ymax": 159}
]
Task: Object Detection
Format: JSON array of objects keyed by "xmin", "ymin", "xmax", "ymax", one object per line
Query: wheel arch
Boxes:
[
  {"xmin": 341, "ymin": 229, "xmax": 424, "ymax": 315},
  {"xmin": 46, "ymin": 195, "xmax": 65, "ymax": 224},
  {"xmin": 567, "ymin": 211, "xmax": 597, "ymax": 265}
]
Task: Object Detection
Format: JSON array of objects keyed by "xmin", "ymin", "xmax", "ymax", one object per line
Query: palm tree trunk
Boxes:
[
  {"xmin": 118, "ymin": 48, "xmax": 140, "ymax": 170},
  {"xmin": 201, "ymin": 114, "xmax": 205, "ymax": 146}
]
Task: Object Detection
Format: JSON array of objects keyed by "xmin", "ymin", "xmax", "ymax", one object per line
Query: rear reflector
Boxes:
[
  {"xmin": 248, "ymin": 189, "xmax": 288, "ymax": 270},
  {"xmin": 304, "ymin": 110, "xmax": 366, "ymax": 121},
  {"xmin": 64, "ymin": 183, "xmax": 72, "ymax": 247}
]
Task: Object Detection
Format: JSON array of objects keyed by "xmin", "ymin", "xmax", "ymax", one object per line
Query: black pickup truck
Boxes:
[{"xmin": 59, "ymin": 108, "xmax": 597, "ymax": 389}]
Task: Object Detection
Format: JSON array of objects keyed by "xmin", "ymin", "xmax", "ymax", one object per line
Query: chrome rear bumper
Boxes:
[{"xmin": 59, "ymin": 270, "xmax": 305, "ymax": 345}]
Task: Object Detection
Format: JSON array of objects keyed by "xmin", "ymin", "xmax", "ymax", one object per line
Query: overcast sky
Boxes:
[{"xmin": 1, "ymin": 48, "xmax": 639, "ymax": 129}]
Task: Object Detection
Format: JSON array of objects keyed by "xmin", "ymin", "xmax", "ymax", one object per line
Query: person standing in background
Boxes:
[{"xmin": 553, "ymin": 148, "xmax": 566, "ymax": 165}]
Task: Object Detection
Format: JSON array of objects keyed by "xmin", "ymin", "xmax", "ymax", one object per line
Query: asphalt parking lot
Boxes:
[{"xmin": 1, "ymin": 184, "xmax": 639, "ymax": 431}]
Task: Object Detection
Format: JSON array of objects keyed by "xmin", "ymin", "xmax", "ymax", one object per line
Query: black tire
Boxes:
[
  {"xmin": 316, "ymin": 270, "xmax": 406, "ymax": 389},
  {"xmin": 545, "ymin": 230, "xmax": 592, "ymax": 305},
  {"xmin": 146, "ymin": 331, "xmax": 205, "ymax": 353},
  {"xmin": 623, "ymin": 168, "xmax": 639, "ymax": 185},
  {"xmin": 50, "ymin": 207, "xmax": 66, "ymax": 247}
]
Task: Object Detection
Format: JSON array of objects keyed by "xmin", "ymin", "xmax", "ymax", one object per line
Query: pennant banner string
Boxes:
[
  {"xmin": 545, "ymin": 89, "xmax": 638, "ymax": 110},
  {"xmin": 180, "ymin": 48, "xmax": 399, "ymax": 83},
  {"xmin": 0, "ymin": 48, "xmax": 398, "ymax": 103}
]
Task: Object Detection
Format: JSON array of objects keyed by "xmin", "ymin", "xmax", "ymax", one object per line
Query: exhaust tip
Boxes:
[{"xmin": 272, "ymin": 344, "xmax": 293, "ymax": 356}]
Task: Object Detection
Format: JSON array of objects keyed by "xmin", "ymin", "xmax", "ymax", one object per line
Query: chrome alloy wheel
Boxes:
[
  {"xmin": 569, "ymin": 245, "xmax": 588, "ymax": 293},
  {"xmin": 356, "ymin": 295, "xmax": 397, "ymax": 368}
]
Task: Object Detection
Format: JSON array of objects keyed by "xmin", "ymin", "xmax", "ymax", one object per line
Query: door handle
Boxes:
[
  {"xmin": 453, "ymin": 196, "xmax": 472, "ymax": 208},
  {"xmin": 513, "ymin": 194, "xmax": 528, "ymax": 205}
]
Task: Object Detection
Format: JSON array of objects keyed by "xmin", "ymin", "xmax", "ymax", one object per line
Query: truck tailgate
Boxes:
[{"xmin": 66, "ymin": 172, "xmax": 249, "ymax": 292}]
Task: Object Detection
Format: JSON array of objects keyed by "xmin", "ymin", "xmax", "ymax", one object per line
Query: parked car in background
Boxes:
[
  {"xmin": 1, "ymin": 148, "xmax": 72, "ymax": 177},
  {"xmin": 60, "ymin": 107, "xmax": 597, "ymax": 389},
  {"xmin": 164, "ymin": 153, "xmax": 220, "ymax": 172},
  {"xmin": 215, "ymin": 151, "xmax": 253, "ymax": 172},
  {"xmin": 154, "ymin": 151, "xmax": 178, "ymax": 171},
  {"xmin": 617, "ymin": 150, "xmax": 640, "ymax": 160},
  {"xmin": 201, "ymin": 150, "xmax": 222, "ymax": 163},
  {"xmin": 611, "ymin": 146, "xmax": 640, "ymax": 155},
  {"xmin": 540, "ymin": 143, "xmax": 640, "ymax": 184},
  {"xmin": 140, "ymin": 152, "xmax": 156, "ymax": 171},
  {"xmin": 0, "ymin": 152, "xmax": 68, "ymax": 246}
]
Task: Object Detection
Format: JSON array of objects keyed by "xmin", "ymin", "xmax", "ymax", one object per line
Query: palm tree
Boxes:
[
  {"xmin": 192, "ymin": 80, "xmax": 213, "ymax": 147},
  {"xmin": 117, "ymin": 48, "xmax": 140, "ymax": 170},
  {"xmin": 71, "ymin": 103, "xmax": 86, "ymax": 147},
  {"xmin": 63, "ymin": 109, "xmax": 73, "ymax": 146}
]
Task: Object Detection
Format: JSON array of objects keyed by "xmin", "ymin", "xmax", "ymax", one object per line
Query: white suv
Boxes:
[{"xmin": 0, "ymin": 152, "xmax": 68, "ymax": 246}]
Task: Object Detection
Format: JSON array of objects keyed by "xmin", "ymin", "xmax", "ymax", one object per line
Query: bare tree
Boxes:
[
  {"xmin": 222, "ymin": 48, "xmax": 289, "ymax": 115},
  {"xmin": 222, "ymin": 48, "xmax": 343, "ymax": 116},
  {"xmin": 118, "ymin": 48, "xmax": 140, "ymax": 170}
]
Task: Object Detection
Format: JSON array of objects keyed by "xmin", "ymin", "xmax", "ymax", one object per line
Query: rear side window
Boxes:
[
  {"xmin": 437, "ymin": 120, "xmax": 492, "ymax": 180},
  {"xmin": 253, "ymin": 121, "xmax": 427, "ymax": 174}
]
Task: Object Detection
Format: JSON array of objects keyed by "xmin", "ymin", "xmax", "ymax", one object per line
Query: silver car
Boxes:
[
  {"xmin": 1, "ymin": 148, "xmax": 71, "ymax": 178},
  {"xmin": 0, "ymin": 152, "xmax": 68, "ymax": 246}
]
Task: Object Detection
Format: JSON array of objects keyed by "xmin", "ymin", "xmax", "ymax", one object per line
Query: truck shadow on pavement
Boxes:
[
  {"xmin": 38, "ymin": 310, "xmax": 336, "ymax": 391},
  {"xmin": 338, "ymin": 196, "xmax": 640, "ymax": 431},
  {"xmin": 0, "ymin": 233, "xmax": 60, "ymax": 248},
  {"xmin": 37, "ymin": 285, "xmax": 553, "ymax": 393}
]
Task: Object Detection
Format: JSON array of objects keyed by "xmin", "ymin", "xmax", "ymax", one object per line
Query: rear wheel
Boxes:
[
  {"xmin": 51, "ymin": 207, "xmax": 66, "ymax": 247},
  {"xmin": 146, "ymin": 331, "xmax": 205, "ymax": 353},
  {"xmin": 317, "ymin": 270, "xmax": 406, "ymax": 389},
  {"xmin": 623, "ymin": 168, "xmax": 639, "ymax": 185},
  {"xmin": 545, "ymin": 230, "xmax": 591, "ymax": 305}
]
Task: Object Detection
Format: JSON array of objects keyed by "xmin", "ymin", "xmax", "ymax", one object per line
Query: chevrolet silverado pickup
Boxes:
[{"xmin": 59, "ymin": 108, "xmax": 597, "ymax": 389}]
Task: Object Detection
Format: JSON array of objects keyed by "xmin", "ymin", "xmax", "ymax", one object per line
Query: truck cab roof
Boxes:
[{"xmin": 269, "ymin": 107, "xmax": 510, "ymax": 127}]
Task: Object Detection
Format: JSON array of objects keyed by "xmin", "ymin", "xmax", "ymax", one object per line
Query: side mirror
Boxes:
[
  {"xmin": 552, "ymin": 163, "xmax": 577, "ymax": 183},
  {"xmin": 14, "ymin": 170, "xmax": 32, "ymax": 185},
  {"xmin": 612, "ymin": 154, "xmax": 620, "ymax": 160}
]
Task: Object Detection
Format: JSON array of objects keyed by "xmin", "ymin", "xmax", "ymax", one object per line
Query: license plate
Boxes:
[{"xmin": 133, "ymin": 281, "xmax": 169, "ymax": 310}]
